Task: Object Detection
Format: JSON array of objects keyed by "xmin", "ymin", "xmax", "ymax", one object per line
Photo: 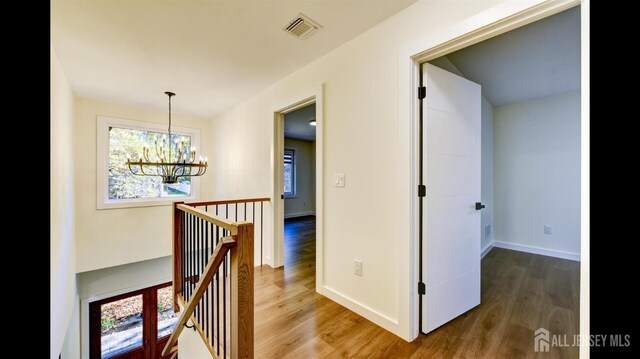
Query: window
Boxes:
[
  {"xmin": 97, "ymin": 116, "xmax": 200, "ymax": 209},
  {"xmin": 89, "ymin": 282, "xmax": 178, "ymax": 359},
  {"xmin": 284, "ymin": 148, "xmax": 296, "ymax": 197}
]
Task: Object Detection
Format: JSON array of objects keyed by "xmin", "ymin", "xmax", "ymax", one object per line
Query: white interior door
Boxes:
[{"xmin": 421, "ymin": 63, "xmax": 481, "ymax": 334}]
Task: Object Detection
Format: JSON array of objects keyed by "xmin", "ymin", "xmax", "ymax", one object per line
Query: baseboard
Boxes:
[
  {"xmin": 481, "ymin": 241, "xmax": 494, "ymax": 258},
  {"xmin": 317, "ymin": 285, "xmax": 401, "ymax": 337},
  {"xmin": 493, "ymin": 241, "xmax": 580, "ymax": 261},
  {"xmin": 284, "ymin": 211, "xmax": 316, "ymax": 219}
]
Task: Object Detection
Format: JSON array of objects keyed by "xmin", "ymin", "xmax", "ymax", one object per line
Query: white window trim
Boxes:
[
  {"xmin": 284, "ymin": 146, "xmax": 297, "ymax": 198},
  {"xmin": 97, "ymin": 115, "xmax": 201, "ymax": 209}
]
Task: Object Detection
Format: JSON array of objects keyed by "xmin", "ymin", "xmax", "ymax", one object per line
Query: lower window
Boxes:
[{"xmin": 89, "ymin": 282, "xmax": 179, "ymax": 359}]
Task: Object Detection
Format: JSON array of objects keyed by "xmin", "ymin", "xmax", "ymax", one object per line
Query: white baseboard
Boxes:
[
  {"xmin": 493, "ymin": 241, "xmax": 580, "ymax": 261},
  {"xmin": 481, "ymin": 241, "xmax": 494, "ymax": 258},
  {"xmin": 284, "ymin": 211, "xmax": 315, "ymax": 219},
  {"xmin": 317, "ymin": 285, "xmax": 401, "ymax": 337}
]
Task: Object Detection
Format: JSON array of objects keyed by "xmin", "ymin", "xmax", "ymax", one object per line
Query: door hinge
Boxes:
[
  {"xmin": 418, "ymin": 86, "xmax": 426, "ymax": 100},
  {"xmin": 418, "ymin": 185, "xmax": 426, "ymax": 197},
  {"xmin": 418, "ymin": 282, "xmax": 426, "ymax": 295}
]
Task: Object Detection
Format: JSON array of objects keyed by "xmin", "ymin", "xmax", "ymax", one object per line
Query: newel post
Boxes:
[
  {"xmin": 173, "ymin": 201, "xmax": 184, "ymax": 312},
  {"xmin": 230, "ymin": 222, "xmax": 254, "ymax": 359}
]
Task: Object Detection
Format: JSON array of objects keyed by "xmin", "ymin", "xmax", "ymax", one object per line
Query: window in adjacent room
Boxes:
[{"xmin": 284, "ymin": 148, "xmax": 296, "ymax": 197}]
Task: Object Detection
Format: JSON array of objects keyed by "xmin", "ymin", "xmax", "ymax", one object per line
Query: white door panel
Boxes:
[
  {"xmin": 424, "ymin": 271, "xmax": 480, "ymax": 332},
  {"xmin": 426, "ymin": 233, "xmax": 475, "ymax": 286},
  {"xmin": 422, "ymin": 63, "xmax": 481, "ymax": 334},
  {"xmin": 426, "ymin": 195, "xmax": 474, "ymax": 240},
  {"xmin": 426, "ymin": 153, "xmax": 473, "ymax": 197},
  {"xmin": 426, "ymin": 109, "xmax": 474, "ymax": 156},
  {"xmin": 423, "ymin": 69, "xmax": 480, "ymax": 118}
]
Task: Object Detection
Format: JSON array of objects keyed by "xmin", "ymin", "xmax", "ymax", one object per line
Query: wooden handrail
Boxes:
[
  {"xmin": 162, "ymin": 236, "xmax": 237, "ymax": 357},
  {"xmin": 176, "ymin": 203, "xmax": 238, "ymax": 234},
  {"xmin": 185, "ymin": 197, "xmax": 270, "ymax": 207},
  {"xmin": 169, "ymin": 199, "xmax": 256, "ymax": 358}
]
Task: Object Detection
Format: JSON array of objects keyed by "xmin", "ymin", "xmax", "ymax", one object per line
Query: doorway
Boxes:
[
  {"xmin": 283, "ymin": 103, "xmax": 317, "ymax": 267},
  {"xmin": 89, "ymin": 282, "xmax": 177, "ymax": 359},
  {"xmin": 271, "ymin": 85, "xmax": 324, "ymax": 292},
  {"xmin": 415, "ymin": 4, "xmax": 582, "ymax": 347},
  {"xmin": 283, "ymin": 104, "xmax": 317, "ymax": 219}
]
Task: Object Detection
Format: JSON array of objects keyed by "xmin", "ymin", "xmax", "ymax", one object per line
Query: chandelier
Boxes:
[{"xmin": 126, "ymin": 91, "xmax": 208, "ymax": 184}]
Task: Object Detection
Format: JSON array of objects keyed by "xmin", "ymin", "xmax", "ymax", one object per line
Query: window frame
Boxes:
[
  {"xmin": 284, "ymin": 147, "xmax": 297, "ymax": 198},
  {"xmin": 97, "ymin": 116, "xmax": 201, "ymax": 209}
]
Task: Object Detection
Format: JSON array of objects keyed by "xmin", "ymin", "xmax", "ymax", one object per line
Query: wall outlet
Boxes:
[
  {"xmin": 354, "ymin": 259, "xmax": 362, "ymax": 276},
  {"xmin": 544, "ymin": 225, "xmax": 552, "ymax": 235},
  {"xmin": 334, "ymin": 173, "xmax": 345, "ymax": 187},
  {"xmin": 484, "ymin": 224, "xmax": 491, "ymax": 239}
]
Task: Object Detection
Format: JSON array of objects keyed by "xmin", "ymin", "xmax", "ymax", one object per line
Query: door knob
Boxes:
[{"xmin": 475, "ymin": 202, "xmax": 485, "ymax": 210}]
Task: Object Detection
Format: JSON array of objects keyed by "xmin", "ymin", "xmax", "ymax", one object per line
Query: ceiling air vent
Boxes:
[{"xmin": 283, "ymin": 13, "xmax": 322, "ymax": 40}]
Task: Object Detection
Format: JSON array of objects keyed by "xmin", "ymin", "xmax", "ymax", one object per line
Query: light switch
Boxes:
[{"xmin": 334, "ymin": 173, "xmax": 345, "ymax": 187}]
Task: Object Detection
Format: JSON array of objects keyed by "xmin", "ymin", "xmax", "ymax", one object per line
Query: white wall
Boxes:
[
  {"xmin": 481, "ymin": 97, "xmax": 494, "ymax": 251},
  {"xmin": 494, "ymin": 91, "xmax": 580, "ymax": 256},
  {"xmin": 78, "ymin": 256, "xmax": 172, "ymax": 299},
  {"xmin": 284, "ymin": 138, "xmax": 316, "ymax": 218},
  {"xmin": 51, "ymin": 47, "xmax": 77, "ymax": 359},
  {"xmin": 74, "ymin": 97, "xmax": 214, "ymax": 272},
  {"xmin": 206, "ymin": 0, "xmax": 542, "ymax": 340},
  {"xmin": 61, "ymin": 297, "xmax": 81, "ymax": 358}
]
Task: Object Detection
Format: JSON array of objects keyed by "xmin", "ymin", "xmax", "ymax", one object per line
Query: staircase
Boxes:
[{"xmin": 163, "ymin": 198, "xmax": 269, "ymax": 358}]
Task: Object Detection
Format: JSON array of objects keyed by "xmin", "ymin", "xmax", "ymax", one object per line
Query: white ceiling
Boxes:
[
  {"xmin": 285, "ymin": 103, "xmax": 316, "ymax": 141},
  {"xmin": 51, "ymin": 0, "xmax": 417, "ymax": 118},
  {"xmin": 434, "ymin": 6, "xmax": 580, "ymax": 107}
]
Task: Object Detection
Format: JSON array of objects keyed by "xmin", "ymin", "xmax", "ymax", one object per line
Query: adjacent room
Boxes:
[
  {"xmin": 423, "ymin": 5, "xmax": 581, "ymax": 356},
  {"xmin": 283, "ymin": 103, "xmax": 317, "ymax": 270}
]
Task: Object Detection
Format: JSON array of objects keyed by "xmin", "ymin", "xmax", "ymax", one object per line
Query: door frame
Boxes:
[
  {"xmin": 82, "ymin": 279, "xmax": 170, "ymax": 358},
  {"xmin": 87, "ymin": 281, "xmax": 174, "ymax": 359},
  {"xmin": 403, "ymin": 0, "xmax": 588, "ymax": 347},
  {"xmin": 271, "ymin": 85, "xmax": 324, "ymax": 291}
]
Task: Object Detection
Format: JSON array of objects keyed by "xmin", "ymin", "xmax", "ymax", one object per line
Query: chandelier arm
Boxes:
[
  {"xmin": 137, "ymin": 164, "xmax": 148, "ymax": 176},
  {"xmin": 176, "ymin": 165, "xmax": 185, "ymax": 177},
  {"xmin": 127, "ymin": 163, "xmax": 150, "ymax": 177},
  {"xmin": 127, "ymin": 163, "xmax": 140, "ymax": 175},
  {"xmin": 154, "ymin": 140, "xmax": 161, "ymax": 162}
]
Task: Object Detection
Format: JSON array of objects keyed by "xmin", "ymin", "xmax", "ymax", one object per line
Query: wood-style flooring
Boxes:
[{"xmin": 254, "ymin": 216, "xmax": 580, "ymax": 358}]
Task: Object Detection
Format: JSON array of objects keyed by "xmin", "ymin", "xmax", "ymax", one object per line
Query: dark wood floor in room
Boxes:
[{"xmin": 254, "ymin": 216, "xmax": 580, "ymax": 358}]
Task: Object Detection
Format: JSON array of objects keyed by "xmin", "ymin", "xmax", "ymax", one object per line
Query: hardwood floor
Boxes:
[{"xmin": 254, "ymin": 216, "xmax": 580, "ymax": 358}]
